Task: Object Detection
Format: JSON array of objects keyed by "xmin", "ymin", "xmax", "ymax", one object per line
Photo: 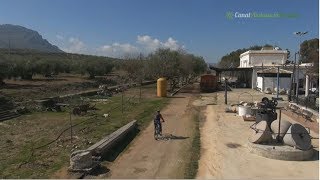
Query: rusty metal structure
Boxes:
[
  {"xmin": 255, "ymin": 97, "xmax": 278, "ymax": 128},
  {"xmin": 249, "ymin": 97, "xmax": 313, "ymax": 155},
  {"xmin": 200, "ymin": 74, "xmax": 218, "ymax": 92}
]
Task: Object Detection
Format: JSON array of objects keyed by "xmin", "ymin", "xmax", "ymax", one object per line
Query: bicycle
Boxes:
[{"xmin": 154, "ymin": 122, "xmax": 162, "ymax": 140}]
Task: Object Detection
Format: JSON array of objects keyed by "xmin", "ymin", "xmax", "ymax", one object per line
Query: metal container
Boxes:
[
  {"xmin": 238, "ymin": 106, "xmax": 252, "ymax": 116},
  {"xmin": 256, "ymin": 110, "xmax": 277, "ymax": 128},
  {"xmin": 251, "ymin": 107, "xmax": 259, "ymax": 116},
  {"xmin": 157, "ymin": 78, "xmax": 167, "ymax": 97},
  {"xmin": 200, "ymin": 74, "xmax": 218, "ymax": 92}
]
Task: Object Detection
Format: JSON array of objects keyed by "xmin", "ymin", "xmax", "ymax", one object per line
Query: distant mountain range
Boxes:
[{"xmin": 0, "ymin": 24, "xmax": 63, "ymax": 53}]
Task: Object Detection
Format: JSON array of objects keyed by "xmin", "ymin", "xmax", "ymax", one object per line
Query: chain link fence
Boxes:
[{"xmin": 291, "ymin": 94, "xmax": 319, "ymax": 111}]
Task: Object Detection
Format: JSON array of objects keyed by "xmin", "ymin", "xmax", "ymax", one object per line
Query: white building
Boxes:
[
  {"xmin": 239, "ymin": 47, "xmax": 288, "ymax": 68},
  {"xmin": 238, "ymin": 47, "xmax": 312, "ymax": 95},
  {"xmin": 256, "ymin": 68, "xmax": 292, "ymax": 92}
]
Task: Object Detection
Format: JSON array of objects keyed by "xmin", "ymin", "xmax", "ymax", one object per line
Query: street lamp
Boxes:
[
  {"xmin": 293, "ymin": 31, "xmax": 308, "ymax": 104},
  {"xmin": 222, "ymin": 77, "xmax": 228, "ymax": 105},
  {"xmin": 274, "ymin": 63, "xmax": 286, "ymax": 101},
  {"xmin": 293, "ymin": 31, "xmax": 308, "ymax": 36}
]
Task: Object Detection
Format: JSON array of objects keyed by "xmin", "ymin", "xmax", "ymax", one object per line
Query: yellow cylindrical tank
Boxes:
[{"xmin": 157, "ymin": 78, "xmax": 167, "ymax": 97}]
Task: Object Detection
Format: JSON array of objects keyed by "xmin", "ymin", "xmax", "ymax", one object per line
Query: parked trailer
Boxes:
[{"xmin": 200, "ymin": 74, "xmax": 218, "ymax": 92}]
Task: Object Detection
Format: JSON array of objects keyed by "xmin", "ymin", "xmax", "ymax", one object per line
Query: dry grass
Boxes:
[{"xmin": 0, "ymin": 84, "xmax": 169, "ymax": 178}]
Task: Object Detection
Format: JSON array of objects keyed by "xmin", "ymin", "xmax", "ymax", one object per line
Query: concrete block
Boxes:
[{"xmin": 69, "ymin": 150, "xmax": 93, "ymax": 171}]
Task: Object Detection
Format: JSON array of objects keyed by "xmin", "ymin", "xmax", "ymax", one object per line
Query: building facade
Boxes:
[
  {"xmin": 239, "ymin": 47, "xmax": 312, "ymax": 95},
  {"xmin": 239, "ymin": 48, "xmax": 288, "ymax": 68},
  {"xmin": 256, "ymin": 68, "xmax": 292, "ymax": 92}
]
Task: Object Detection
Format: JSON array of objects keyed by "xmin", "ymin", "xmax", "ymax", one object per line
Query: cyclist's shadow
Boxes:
[{"xmin": 158, "ymin": 133, "xmax": 189, "ymax": 141}]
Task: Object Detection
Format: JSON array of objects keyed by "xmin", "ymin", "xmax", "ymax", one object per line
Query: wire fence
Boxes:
[
  {"xmin": 291, "ymin": 95, "xmax": 319, "ymax": 112},
  {"xmin": 17, "ymin": 83, "xmax": 153, "ymax": 168},
  {"xmin": 16, "ymin": 79, "xmax": 193, "ymax": 170}
]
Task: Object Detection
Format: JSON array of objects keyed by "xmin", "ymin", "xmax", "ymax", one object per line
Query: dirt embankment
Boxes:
[{"xmin": 197, "ymin": 89, "xmax": 319, "ymax": 179}]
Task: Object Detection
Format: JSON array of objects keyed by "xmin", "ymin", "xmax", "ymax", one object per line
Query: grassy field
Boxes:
[
  {"xmin": 183, "ymin": 105, "xmax": 202, "ymax": 179},
  {"xmin": 0, "ymin": 84, "xmax": 169, "ymax": 178}
]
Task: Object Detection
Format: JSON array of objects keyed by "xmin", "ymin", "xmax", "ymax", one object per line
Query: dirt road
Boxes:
[
  {"xmin": 104, "ymin": 84, "xmax": 199, "ymax": 178},
  {"xmin": 197, "ymin": 89, "xmax": 319, "ymax": 179}
]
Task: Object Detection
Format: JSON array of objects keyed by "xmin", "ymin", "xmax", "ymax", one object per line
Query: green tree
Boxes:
[
  {"xmin": 191, "ymin": 55, "xmax": 207, "ymax": 75},
  {"xmin": 0, "ymin": 60, "xmax": 12, "ymax": 85},
  {"xmin": 146, "ymin": 48, "xmax": 207, "ymax": 91},
  {"xmin": 218, "ymin": 44, "xmax": 273, "ymax": 68},
  {"xmin": 300, "ymin": 38, "xmax": 319, "ymax": 75},
  {"xmin": 83, "ymin": 59, "xmax": 114, "ymax": 79}
]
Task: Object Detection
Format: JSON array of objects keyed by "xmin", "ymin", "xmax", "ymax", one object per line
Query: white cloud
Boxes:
[
  {"xmin": 137, "ymin": 35, "xmax": 183, "ymax": 52},
  {"xmin": 56, "ymin": 34, "xmax": 64, "ymax": 40},
  {"xmin": 63, "ymin": 37, "xmax": 87, "ymax": 53},
  {"xmin": 57, "ymin": 35, "xmax": 184, "ymax": 57},
  {"xmin": 137, "ymin": 35, "xmax": 161, "ymax": 51},
  {"xmin": 163, "ymin": 37, "xmax": 180, "ymax": 50},
  {"xmin": 97, "ymin": 42, "xmax": 138, "ymax": 57}
]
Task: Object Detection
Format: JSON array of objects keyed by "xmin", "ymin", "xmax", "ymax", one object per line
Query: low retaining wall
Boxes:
[
  {"xmin": 68, "ymin": 120, "xmax": 137, "ymax": 174},
  {"xmin": 289, "ymin": 102, "xmax": 319, "ymax": 122},
  {"xmin": 248, "ymin": 142, "xmax": 315, "ymax": 161},
  {"xmin": 87, "ymin": 120, "xmax": 137, "ymax": 156}
]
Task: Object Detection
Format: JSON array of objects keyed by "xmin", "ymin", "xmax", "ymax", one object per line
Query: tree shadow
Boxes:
[
  {"xmin": 226, "ymin": 142, "xmax": 242, "ymax": 148},
  {"xmin": 2, "ymin": 83, "xmax": 43, "ymax": 89},
  {"xmin": 88, "ymin": 165, "xmax": 110, "ymax": 176},
  {"xmin": 167, "ymin": 96, "xmax": 186, "ymax": 98},
  {"xmin": 206, "ymin": 103, "xmax": 217, "ymax": 105},
  {"xmin": 31, "ymin": 78, "xmax": 68, "ymax": 82}
]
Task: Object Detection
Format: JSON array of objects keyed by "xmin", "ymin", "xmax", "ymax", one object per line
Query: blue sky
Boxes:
[{"xmin": 0, "ymin": 0, "xmax": 318, "ymax": 63}]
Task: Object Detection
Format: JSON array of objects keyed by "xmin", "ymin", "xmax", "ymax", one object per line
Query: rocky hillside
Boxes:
[{"xmin": 0, "ymin": 24, "xmax": 63, "ymax": 53}]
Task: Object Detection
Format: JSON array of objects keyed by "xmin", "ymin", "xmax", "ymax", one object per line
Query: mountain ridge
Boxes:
[{"xmin": 0, "ymin": 24, "xmax": 63, "ymax": 53}]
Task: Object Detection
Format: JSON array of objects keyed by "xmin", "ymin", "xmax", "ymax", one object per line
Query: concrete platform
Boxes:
[{"xmin": 247, "ymin": 142, "xmax": 315, "ymax": 161}]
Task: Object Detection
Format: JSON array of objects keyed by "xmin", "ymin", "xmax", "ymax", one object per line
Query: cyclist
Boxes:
[{"xmin": 154, "ymin": 110, "xmax": 165, "ymax": 136}]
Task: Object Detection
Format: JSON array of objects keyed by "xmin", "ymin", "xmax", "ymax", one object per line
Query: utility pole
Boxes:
[
  {"xmin": 69, "ymin": 112, "xmax": 73, "ymax": 143},
  {"xmin": 139, "ymin": 53, "xmax": 143, "ymax": 103},
  {"xmin": 289, "ymin": 52, "xmax": 298, "ymax": 101},
  {"xmin": 261, "ymin": 63, "xmax": 264, "ymax": 92},
  {"xmin": 224, "ymin": 78, "xmax": 228, "ymax": 105},
  {"xmin": 293, "ymin": 31, "xmax": 308, "ymax": 104},
  {"xmin": 121, "ymin": 90, "xmax": 124, "ymax": 114},
  {"xmin": 276, "ymin": 66, "xmax": 280, "ymax": 99},
  {"xmin": 296, "ymin": 58, "xmax": 300, "ymax": 104}
]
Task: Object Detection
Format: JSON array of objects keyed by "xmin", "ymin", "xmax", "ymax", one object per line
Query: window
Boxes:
[{"xmin": 299, "ymin": 79, "xmax": 303, "ymax": 88}]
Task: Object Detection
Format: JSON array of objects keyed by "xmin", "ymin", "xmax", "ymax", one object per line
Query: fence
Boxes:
[{"xmin": 291, "ymin": 95, "xmax": 319, "ymax": 112}]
